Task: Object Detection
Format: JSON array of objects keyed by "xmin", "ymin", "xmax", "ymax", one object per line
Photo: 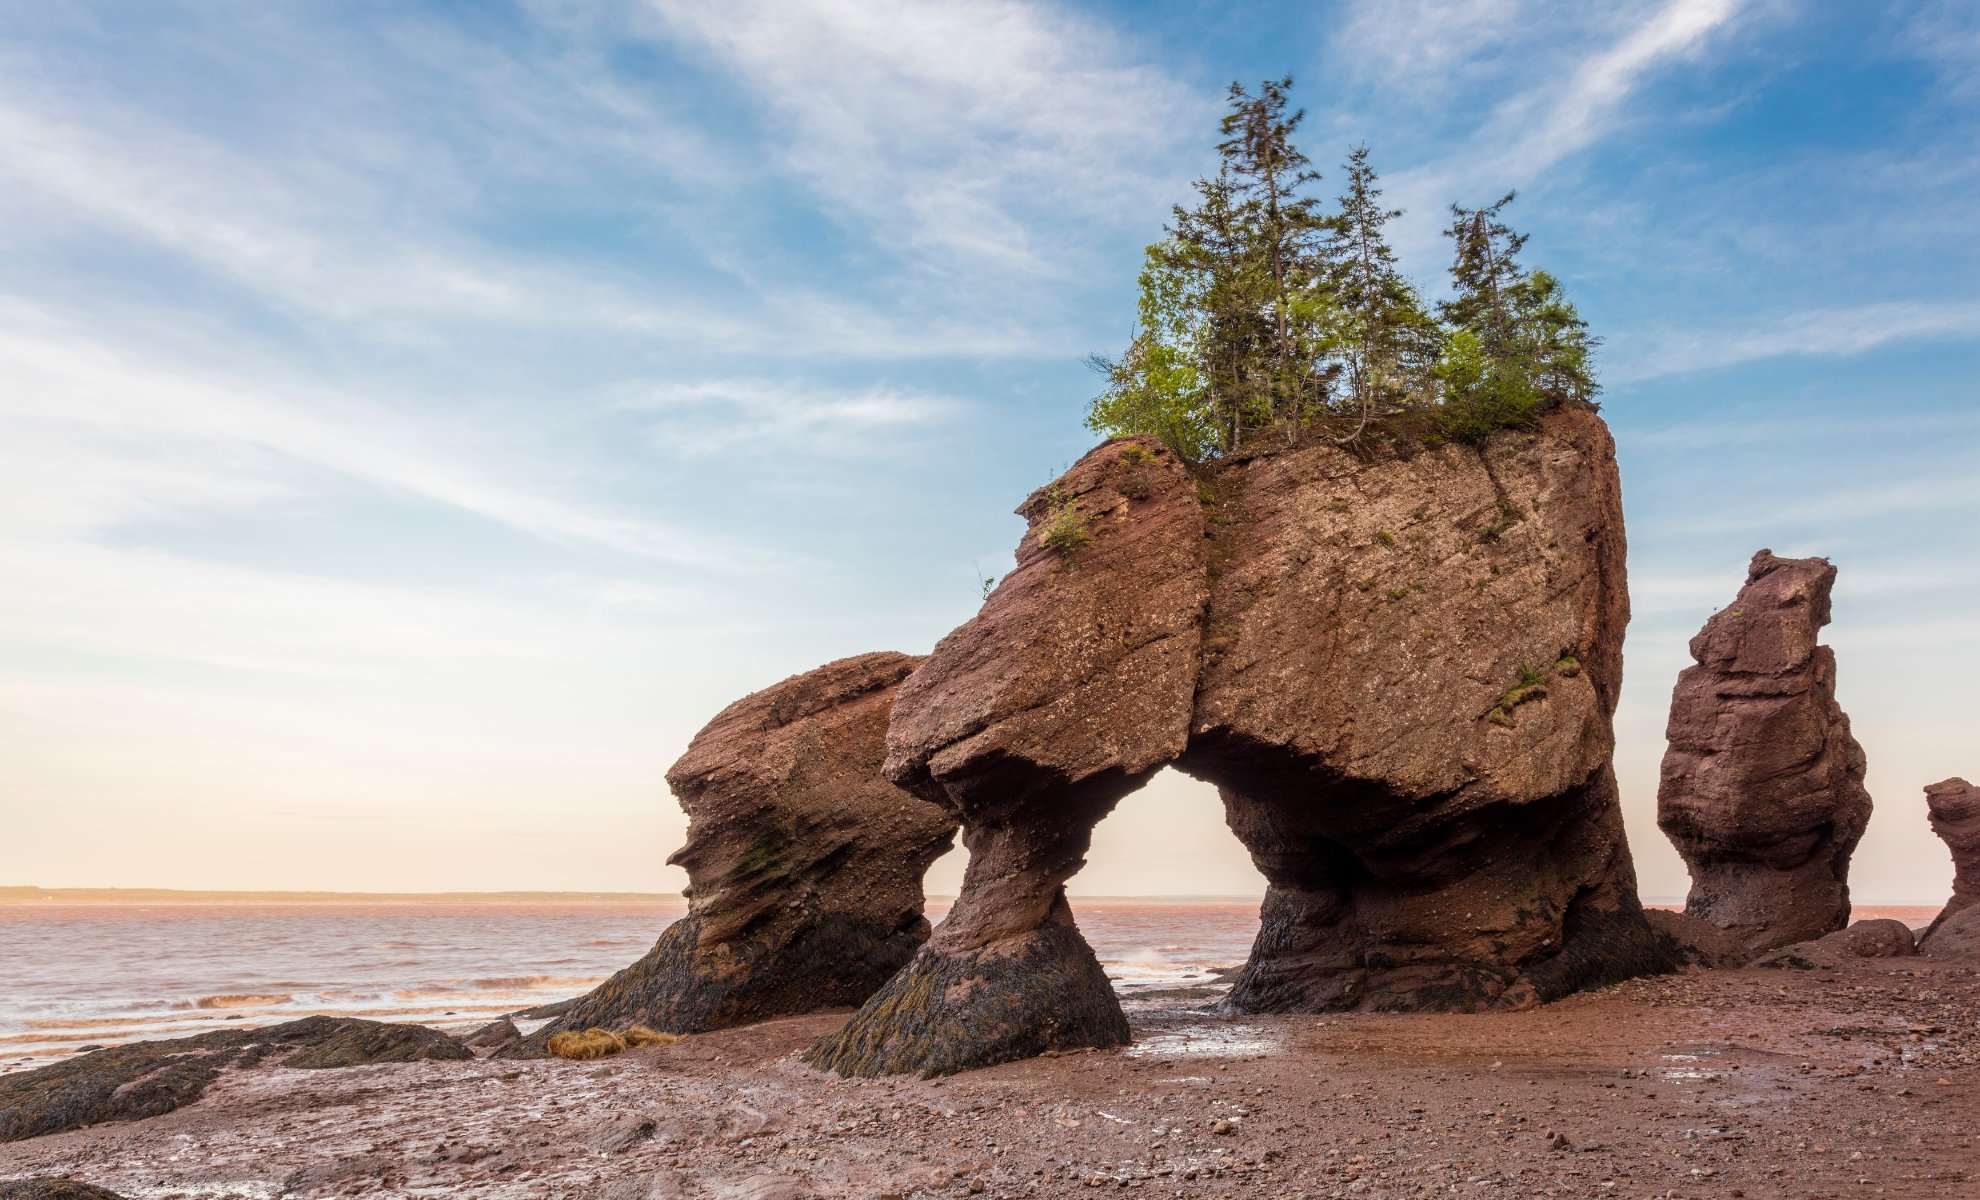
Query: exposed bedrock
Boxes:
[
  {"xmin": 807, "ymin": 436, "xmax": 1206, "ymax": 1077},
  {"xmin": 1656, "ymin": 551, "xmax": 1872, "ymax": 954},
  {"xmin": 812, "ymin": 411, "xmax": 1667, "ymax": 1076},
  {"xmin": 511, "ymin": 653, "xmax": 955, "ymax": 1057},
  {"xmin": 1924, "ymin": 777, "xmax": 1980, "ymax": 937},
  {"xmin": 0, "ymin": 1017, "xmax": 467, "ymax": 1143},
  {"xmin": 1181, "ymin": 407, "xmax": 1663, "ymax": 1012}
]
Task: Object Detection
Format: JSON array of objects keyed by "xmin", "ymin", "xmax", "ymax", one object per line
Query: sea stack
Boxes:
[
  {"xmin": 511, "ymin": 652, "xmax": 956, "ymax": 1055},
  {"xmin": 807, "ymin": 436, "xmax": 1206, "ymax": 1077},
  {"xmin": 810, "ymin": 407, "xmax": 1668, "ymax": 1078},
  {"xmin": 1657, "ymin": 551, "xmax": 1871, "ymax": 953},
  {"xmin": 1924, "ymin": 777, "xmax": 1980, "ymax": 937}
]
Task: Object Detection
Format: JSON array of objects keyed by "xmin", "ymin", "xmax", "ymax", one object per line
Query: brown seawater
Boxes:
[{"xmin": 0, "ymin": 898, "xmax": 1264, "ymax": 1072}]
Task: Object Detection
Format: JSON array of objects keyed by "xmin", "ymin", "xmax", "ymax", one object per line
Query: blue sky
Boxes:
[{"xmin": 0, "ymin": 0, "xmax": 1974, "ymax": 901}]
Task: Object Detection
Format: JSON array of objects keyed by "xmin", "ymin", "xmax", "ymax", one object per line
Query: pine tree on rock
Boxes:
[{"xmin": 1326, "ymin": 147, "xmax": 1440, "ymax": 432}]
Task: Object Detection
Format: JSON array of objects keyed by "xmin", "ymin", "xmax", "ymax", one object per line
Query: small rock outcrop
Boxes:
[
  {"xmin": 1924, "ymin": 777, "xmax": 1980, "ymax": 936},
  {"xmin": 514, "ymin": 653, "xmax": 955, "ymax": 1057},
  {"xmin": 1755, "ymin": 919, "xmax": 1918, "ymax": 970},
  {"xmin": 811, "ymin": 410, "xmax": 1668, "ymax": 1077},
  {"xmin": 0, "ymin": 1182, "xmax": 129, "ymax": 1200},
  {"xmin": 1920, "ymin": 903, "xmax": 1980, "ymax": 961},
  {"xmin": 1644, "ymin": 908, "xmax": 1754, "ymax": 969},
  {"xmin": 1657, "ymin": 551, "xmax": 1871, "ymax": 954},
  {"xmin": 808, "ymin": 438, "xmax": 1206, "ymax": 1077},
  {"xmin": 0, "ymin": 1017, "xmax": 468, "ymax": 1142}
]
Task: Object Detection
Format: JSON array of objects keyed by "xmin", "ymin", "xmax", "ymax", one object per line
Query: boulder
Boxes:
[
  {"xmin": 1182, "ymin": 407, "xmax": 1664, "ymax": 1013},
  {"xmin": 1754, "ymin": 919, "xmax": 1917, "ymax": 970},
  {"xmin": 1644, "ymin": 908, "xmax": 1754, "ymax": 969},
  {"xmin": 0, "ymin": 1017, "xmax": 468, "ymax": 1142},
  {"xmin": 1924, "ymin": 777, "xmax": 1980, "ymax": 935},
  {"xmin": 1657, "ymin": 551, "xmax": 1872, "ymax": 954},
  {"xmin": 812, "ymin": 410, "xmax": 1668, "ymax": 1076},
  {"xmin": 1920, "ymin": 903, "xmax": 1980, "ymax": 961},
  {"xmin": 512, "ymin": 653, "xmax": 955, "ymax": 1058},
  {"xmin": 808, "ymin": 437, "xmax": 1207, "ymax": 1076},
  {"xmin": 458, "ymin": 1016, "xmax": 521, "ymax": 1054}
]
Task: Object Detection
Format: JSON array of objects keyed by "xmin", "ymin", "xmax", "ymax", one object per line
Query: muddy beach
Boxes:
[{"xmin": 7, "ymin": 954, "xmax": 1978, "ymax": 1200}]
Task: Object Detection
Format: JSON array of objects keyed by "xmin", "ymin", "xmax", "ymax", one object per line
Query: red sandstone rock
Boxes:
[
  {"xmin": 1644, "ymin": 909, "xmax": 1754, "ymax": 969},
  {"xmin": 1185, "ymin": 407, "xmax": 1661, "ymax": 1012},
  {"xmin": 516, "ymin": 653, "xmax": 954, "ymax": 1055},
  {"xmin": 1920, "ymin": 903, "xmax": 1980, "ymax": 960},
  {"xmin": 813, "ymin": 411, "xmax": 1666, "ymax": 1077},
  {"xmin": 1657, "ymin": 551, "xmax": 1871, "ymax": 954},
  {"xmin": 1924, "ymin": 777, "xmax": 1980, "ymax": 936},
  {"xmin": 809, "ymin": 437, "xmax": 1206, "ymax": 1077}
]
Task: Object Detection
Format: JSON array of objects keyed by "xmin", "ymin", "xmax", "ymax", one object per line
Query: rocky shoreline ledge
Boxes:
[{"xmin": 5, "ymin": 957, "xmax": 1980, "ymax": 1198}]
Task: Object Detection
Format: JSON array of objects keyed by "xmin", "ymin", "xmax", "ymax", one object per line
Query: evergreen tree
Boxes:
[
  {"xmin": 1440, "ymin": 192, "xmax": 1528, "ymax": 353},
  {"xmin": 1325, "ymin": 147, "xmax": 1440, "ymax": 430},
  {"xmin": 1436, "ymin": 192, "xmax": 1598, "ymax": 438},
  {"xmin": 1215, "ymin": 77, "xmax": 1337, "ymax": 438}
]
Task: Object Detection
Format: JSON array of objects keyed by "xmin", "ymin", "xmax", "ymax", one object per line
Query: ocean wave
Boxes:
[{"xmin": 185, "ymin": 993, "xmax": 293, "ymax": 1010}]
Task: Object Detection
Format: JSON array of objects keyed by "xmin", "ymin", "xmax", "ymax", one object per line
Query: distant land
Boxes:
[{"xmin": 0, "ymin": 886, "xmax": 684, "ymax": 905}]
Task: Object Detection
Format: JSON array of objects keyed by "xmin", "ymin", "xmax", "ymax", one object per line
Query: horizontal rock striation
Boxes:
[
  {"xmin": 513, "ymin": 654, "xmax": 955, "ymax": 1058},
  {"xmin": 813, "ymin": 410, "xmax": 1668, "ymax": 1076},
  {"xmin": 1657, "ymin": 552, "xmax": 1871, "ymax": 954},
  {"xmin": 1924, "ymin": 777, "xmax": 1980, "ymax": 939}
]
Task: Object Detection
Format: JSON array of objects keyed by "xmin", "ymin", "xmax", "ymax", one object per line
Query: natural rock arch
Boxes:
[{"xmin": 807, "ymin": 409, "xmax": 1671, "ymax": 1078}]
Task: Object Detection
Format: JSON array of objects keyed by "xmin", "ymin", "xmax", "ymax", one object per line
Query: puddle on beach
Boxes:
[
  {"xmin": 1659, "ymin": 1048, "xmax": 1728, "ymax": 1081},
  {"xmin": 1125, "ymin": 1024, "xmax": 1280, "ymax": 1059}
]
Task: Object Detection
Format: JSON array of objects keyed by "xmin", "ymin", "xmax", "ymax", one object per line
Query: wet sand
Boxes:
[{"xmin": 6, "ymin": 955, "xmax": 1978, "ymax": 1199}]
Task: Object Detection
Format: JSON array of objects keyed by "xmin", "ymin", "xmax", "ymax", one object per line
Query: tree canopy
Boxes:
[{"xmin": 1088, "ymin": 77, "xmax": 1598, "ymax": 460}]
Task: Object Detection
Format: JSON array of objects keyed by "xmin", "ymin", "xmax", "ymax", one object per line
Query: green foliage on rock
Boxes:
[{"xmin": 1088, "ymin": 77, "xmax": 1599, "ymax": 459}]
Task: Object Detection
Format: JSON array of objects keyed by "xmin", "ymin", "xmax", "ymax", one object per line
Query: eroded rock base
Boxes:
[
  {"xmin": 804, "ymin": 924, "xmax": 1130, "ymax": 1078},
  {"xmin": 505, "ymin": 910, "xmax": 931, "ymax": 1058}
]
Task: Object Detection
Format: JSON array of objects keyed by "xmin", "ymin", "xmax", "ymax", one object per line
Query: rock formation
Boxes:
[
  {"xmin": 1924, "ymin": 777, "xmax": 1980, "ymax": 936},
  {"xmin": 1920, "ymin": 903, "xmax": 1980, "ymax": 961},
  {"xmin": 0, "ymin": 1017, "xmax": 468, "ymax": 1143},
  {"xmin": 1657, "ymin": 551, "xmax": 1872, "ymax": 954},
  {"xmin": 1644, "ymin": 908, "xmax": 1754, "ymax": 969},
  {"xmin": 0, "ymin": 1182, "xmax": 128, "ymax": 1200},
  {"xmin": 1754, "ymin": 919, "xmax": 1917, "ymax": 970},
  {"xmin": 808, "ymin": 438, "xmax": 1205, "ymax": 1077},
  {"xmin": 811, "ymin": 410, "xmax": 1669, "ymax": 1077},
  {"xmin": 513, "ymin": 653, "xmax": 955, "ymax": 1057},
  {"xmin": 1182, "ymin": 410, "xmax": 1660, "ymax": 1015}
]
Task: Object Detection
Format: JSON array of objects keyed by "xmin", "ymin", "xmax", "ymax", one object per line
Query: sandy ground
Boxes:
[{"xmin": 4, "ymin": 957, "xmax": 1978, "ymax": 1200}]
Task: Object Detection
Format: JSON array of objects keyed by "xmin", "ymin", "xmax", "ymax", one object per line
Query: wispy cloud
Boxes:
[
  {"xmin": 619, "ymin": 378, "xmax": 962, "ymax": 456},
  {"xmin": 640, "ymin": 0, "xmax": 1204, "ymax": 275},
  {"xmin": 1611, "ymin": 299, "xmax": 1980, "ymax": 381},
  {"xmin": 0, "ymin": 308, "xmax": 775, "ymax": 569}
]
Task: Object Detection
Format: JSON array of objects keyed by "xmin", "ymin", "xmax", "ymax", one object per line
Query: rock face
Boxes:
[
  {"xmin": 1657, "ymin": 552, "xmax": 1872, "ymax": 954},
  {"xmin": 1182, "ymin": 410, "xmax": 1660, "ymax": 1014},
  {"xmin": 0, "ymin": 1017, "xmax": 468, "ymax": 1142},
  {"xmin": 811, "ymin": 410, "xmax": 1668, "ymax": 1077},
  {"xmin": 808, "ymin": 438, "xmax": 1206, "ymax": 1077},
  {"xmin": 515, "ymin": 653, "xmax": 955, "ymax": 1057},
  {"xmin": 1925, "ymin": 778, "xmax": 1980, "ymax": 935}
]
